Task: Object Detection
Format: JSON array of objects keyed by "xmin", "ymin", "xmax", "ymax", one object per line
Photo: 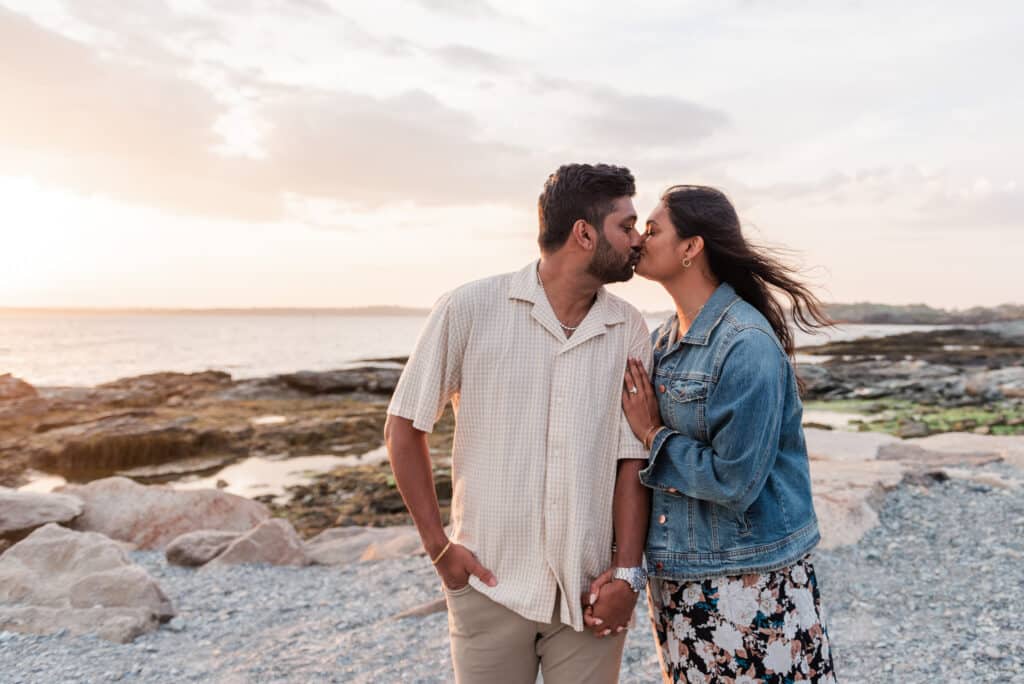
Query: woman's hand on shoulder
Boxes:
[{"xmin": 621, "ymin": 357, "xmax": 662, "ymax": 445}]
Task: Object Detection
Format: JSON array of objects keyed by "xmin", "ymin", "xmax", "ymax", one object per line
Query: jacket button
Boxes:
[
  {"xmin": 658, "ymin": 514, "xmax": 667, "ymax": 524},
  {"xmin": 655, "ymin": 562, "xmax": 663, "ymax": 570},
  {"xmin": 658, "ymin": 384, "xmax": 666, "ymax": 393}
]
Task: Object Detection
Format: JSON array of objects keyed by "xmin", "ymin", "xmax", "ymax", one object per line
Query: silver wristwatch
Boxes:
[{"xmin": 612, "ymin": 566, "xmax": 647, "ymax": 593}]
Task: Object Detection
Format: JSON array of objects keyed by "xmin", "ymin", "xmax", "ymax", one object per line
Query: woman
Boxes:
[{"xmin": 622, "ymin": 185, "xmax": 836, "ymax": 682}]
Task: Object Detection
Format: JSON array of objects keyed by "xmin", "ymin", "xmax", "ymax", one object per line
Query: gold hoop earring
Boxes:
[{"xmin": 682, "ymin": 257, "xmax": 692, "ymax": 268}]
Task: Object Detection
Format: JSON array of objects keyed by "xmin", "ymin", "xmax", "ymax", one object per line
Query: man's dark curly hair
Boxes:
[{"xmin": 537, "ymin": 163, "xmax": 636, "ymax": 253}]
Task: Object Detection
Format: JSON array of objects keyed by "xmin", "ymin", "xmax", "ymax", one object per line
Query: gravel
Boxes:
[{"xmin": 3, "ymin": 465, "xmax": 1023, "ymax": 683}]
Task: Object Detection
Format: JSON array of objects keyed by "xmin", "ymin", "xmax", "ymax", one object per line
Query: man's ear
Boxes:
[{"xmin": 571, "ymin": 219, "xmax": 595, "ymax": 251}]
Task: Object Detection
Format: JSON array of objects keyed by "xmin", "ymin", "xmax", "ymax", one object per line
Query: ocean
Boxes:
[{"xmin": 0, "ymin": 311, "xmax": 950, "ymax": 387}]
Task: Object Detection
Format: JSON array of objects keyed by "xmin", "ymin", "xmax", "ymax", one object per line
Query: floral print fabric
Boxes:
[{"xmin": 647, "ymin": 557, "xmax": 836, "ymax": 683}]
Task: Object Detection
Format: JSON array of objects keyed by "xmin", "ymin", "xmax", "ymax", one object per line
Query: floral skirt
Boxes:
[{"xmin": 647, "ymin": 556, "xmax": 836, "ymax": 683}]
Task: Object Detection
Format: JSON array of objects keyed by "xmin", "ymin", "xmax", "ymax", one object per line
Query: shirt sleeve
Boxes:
[
  {"xmin": 638, "ymin": 329, "xmax": 787, "ymax": 511},
  {"xmin": 387, "ymin": 290, "xmax": 469, "ymax": 433},
  {"xmin": 617, "ymin": 313, "xmax": 654, "ymax": 460}
]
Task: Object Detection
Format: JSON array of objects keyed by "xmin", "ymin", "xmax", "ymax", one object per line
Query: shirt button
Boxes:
[
  {"xmin": 658, "ymin": 384, "xmax": 666, "ymax": 393},
  {"xmin": 655, "ymin": 562, "xmax": 663, "ymax": 570},
  {"xmin": 658, "ymin": 514, "xmax": 667, "ymax": 524}
]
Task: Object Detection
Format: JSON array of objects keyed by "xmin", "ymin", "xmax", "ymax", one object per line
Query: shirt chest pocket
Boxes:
[{"xmin": 659, "ymin": 376, "xmax": 709, "ymax": 441}]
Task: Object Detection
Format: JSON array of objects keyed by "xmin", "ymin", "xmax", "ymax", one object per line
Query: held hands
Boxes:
[
  {"xmin": 582, "ymin": 569, "xmax": 639, "ymax": 638},
  {"xmin": 433, "ymin": 541, "xmax": 498, "ymax": 592},
  {"xmin": 622, "ymin": 357, "xmax": 662, "ymax": 446}
]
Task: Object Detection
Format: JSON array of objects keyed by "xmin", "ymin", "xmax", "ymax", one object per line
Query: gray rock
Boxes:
[
  {"xmin": 165, "ymin": 530, "xmax": 242, "ymax": 567},
  {"xmin": 965, "ymin": 367, "xmax": 1024, "ymax": 399},
  {"xmin": 304, "ymin": 525, "xmax": 424, "ymax": 565},
  {"xmin": 897, "ymin": 421, "xmax": 931, "ymax": 438},
  {"xmin": 0, "ymin": 524, "xmax": 173, "ymax": 643},
  {"xmin": 0, "ymin": 488, "xmax": 84, "ymax": 541},
  {"xmin": 876, "ymin": 443, "xmax": 1002, "ymax": 467},
  {"xmin": 207, "ymin": 519, "xmax": 307, "ymax": 567},
  {"xmin": 56, "ymin": 477, "xmax": 268, "ymax": 550}
]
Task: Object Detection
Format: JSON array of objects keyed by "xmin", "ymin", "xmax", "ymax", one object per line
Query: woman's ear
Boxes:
[
  {"xmin": 571, "ymin": 219, "xmax": 595, "ymax": 251},
  {"xmin": 689, "ymin": 235, "xmax": 706, "ymax": 258},
  {"xmin": 675, "ymin": 235, "xmax": 704, "ymax": 262}
]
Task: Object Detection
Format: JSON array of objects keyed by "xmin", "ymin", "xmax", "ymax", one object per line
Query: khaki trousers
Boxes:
[{"xmin": 444, "ymin": 584, "xmax": 627, "ymax": 684}]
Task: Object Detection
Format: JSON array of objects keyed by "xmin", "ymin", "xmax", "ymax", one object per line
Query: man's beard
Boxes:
[{"xmin": 586, "ymin": 232, "xmax": 636, "ymax": 283}]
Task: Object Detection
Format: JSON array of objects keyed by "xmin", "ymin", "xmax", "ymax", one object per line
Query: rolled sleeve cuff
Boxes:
[{"xmin": 638, "ymin": 426, "xmax": 678, "ymax": 491}]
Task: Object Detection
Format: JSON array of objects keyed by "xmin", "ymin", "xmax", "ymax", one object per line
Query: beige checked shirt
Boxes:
[{"xmin": 388, "ymin": 261, "xmax": 652, "ymax": 630}]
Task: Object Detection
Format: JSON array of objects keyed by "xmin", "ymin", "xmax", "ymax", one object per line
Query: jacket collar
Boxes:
[
  {"xmin": 655, "ymin": 281, "xmax": 740, "ymax": 351},
  {"xmin": 508, "ymin": 260, "xmax": 625, "ymax": 351}
]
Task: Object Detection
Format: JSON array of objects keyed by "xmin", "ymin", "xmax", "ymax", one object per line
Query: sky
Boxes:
[{"xmin": 0, "ymin": 0, "xmax": 1021, "ymax": 311}]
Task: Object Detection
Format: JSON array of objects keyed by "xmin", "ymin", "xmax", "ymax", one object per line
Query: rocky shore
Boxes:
[{"xmin": 1, "ymin": 323, "xmax": 1023, "ymax": 679}]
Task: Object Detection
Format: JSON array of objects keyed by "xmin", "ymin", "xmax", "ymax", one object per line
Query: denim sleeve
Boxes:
[{"xmin": 638, "ymin": 329, "xmax": 786, "ymax": 512}]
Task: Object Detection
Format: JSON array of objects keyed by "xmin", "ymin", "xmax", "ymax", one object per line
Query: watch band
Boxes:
[{"xmin": 612, "ymin": 566, "xmax": 648, "ymax": 593}]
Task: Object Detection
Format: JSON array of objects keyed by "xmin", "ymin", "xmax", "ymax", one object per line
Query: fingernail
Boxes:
[
  {"xmin": 602, "ymin": 629, "xmax": 611, "ymax": 636},
  {"xmin": 589, "ymin": 593, "xmax": 597, "ymax": 605},
  {"xmin": 594, "ymin": 618, "xmax": 603, "ymax": 625},
  {"xmin": 616, "ymin": 626, "xmax": 624, "ymax": 633}
]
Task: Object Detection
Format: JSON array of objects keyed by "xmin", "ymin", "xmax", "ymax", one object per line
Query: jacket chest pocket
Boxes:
[{"xmin": 659, "ymin": 376, "xmax": 709, "ymax": 441}]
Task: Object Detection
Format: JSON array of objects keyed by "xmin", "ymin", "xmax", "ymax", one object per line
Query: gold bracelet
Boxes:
[
  {"xmin": 431, "ymin": 540, "xmax": 453, "ymax": 565},
  {"xmin": 643, "ymin": 425, "xmax": 661, "ymax": 450}
]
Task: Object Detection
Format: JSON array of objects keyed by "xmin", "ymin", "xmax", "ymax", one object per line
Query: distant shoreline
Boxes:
[{"xmin": 1, "ymin": 302, "xmax": 1022, "ymax": 325}]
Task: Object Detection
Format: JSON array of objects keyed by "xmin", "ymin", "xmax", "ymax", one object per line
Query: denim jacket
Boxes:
[{"xmin": 640, "ymin": 282, "xmax": 820, "ymax": 580}]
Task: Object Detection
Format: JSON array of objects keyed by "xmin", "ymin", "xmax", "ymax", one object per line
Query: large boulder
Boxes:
[
  {"xmin": 304, "ymin": 525, "xmax": 424, "ymax": 565},
  {"xmin": 0, "ymin": 523, "xmax": 174, "ymax": 642},
  {"xmin": 804, "ymin": 428, "xmax": 906, "ymax": 549},
  {"xmin": 207, "ymin": 518, "xmax": 307, "ymax": 567},
  {"xmin": 165, "ymin": 530, "xmax": 242, "ymax": 567},
  {"xmin": 906, "ymin": 432, "xmax": 1024, "ymax": 470},
  {"xmin": 56, "ymin": 477, "xmax": 269, "ymax": 549},
  {"xmin": 804, "ymin": 427, "xmax": 899, "ymax": 462},
  {"xmin": 811, "ymin": 459, "xmax": 906, "ymax": 549},
  {"xmin": 876, "ymin": 442, "xmax": 1002, "ymax": 467},
  {"xmin": 0, "ymin": 374, "xmax": 37, "ymax": 401},
  {"xmin": 0, "ymin": 488, "xmax": 84, "ymax": 541}
]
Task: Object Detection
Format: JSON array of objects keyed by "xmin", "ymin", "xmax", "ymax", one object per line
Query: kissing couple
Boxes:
[{"xmin": 385, "ymin": 163, "xmax": 837, "ymax": 683}]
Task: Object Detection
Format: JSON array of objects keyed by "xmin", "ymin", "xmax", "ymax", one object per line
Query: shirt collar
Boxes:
[
  {"xmin": 508, "ymin": 260, "xmax": 625, "ymax": 345},
  {"xmin": 655, "ymin": 281, "xmax": 740, "ymax": 350}
]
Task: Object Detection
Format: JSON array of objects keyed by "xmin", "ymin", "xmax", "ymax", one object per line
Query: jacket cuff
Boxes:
[{"xmin": 638, "ymin": 427, "xmax": 679, "ymax": 492}]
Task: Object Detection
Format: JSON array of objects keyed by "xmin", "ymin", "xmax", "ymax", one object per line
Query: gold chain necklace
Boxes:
[{"xmin": 537, "ymin": 269, "xmax": 582, "ymax": 332}]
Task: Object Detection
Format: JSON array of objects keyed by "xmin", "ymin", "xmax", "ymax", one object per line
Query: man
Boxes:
[{"xmin": 384, "ymin": 163, "xmax": 652, "ymax": 683}]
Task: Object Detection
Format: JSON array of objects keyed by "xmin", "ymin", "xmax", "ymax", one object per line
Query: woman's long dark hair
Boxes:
[{"xmin": 662, "ymin": 185, "xmax": 833, "ymax": 360}]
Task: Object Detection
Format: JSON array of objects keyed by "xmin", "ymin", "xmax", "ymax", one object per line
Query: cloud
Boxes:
[
  {"xmin": 532, "ymin": 77, "xmax": 731, "ymax": 150},
  {"xmin": 740, "ymin": 165, "xmax": 1024, "ymax": 231},
  {"xmin": 431, "ymin": 44, "xmax": 516, "ymax": 74},
  {"xmin": 413, "ymin": 0, "xmax": 505, "ymax": 19},
  {"xmin": 0, "ymin": 7, "xmax": 550, "ymax": 220},
  {"xmin": 0, "ymin": 6, "xmax": 281, "ymax": 221},
  {"xmin": 257, "ymin": 88, "xmax": 541, "ymax": 207}
]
